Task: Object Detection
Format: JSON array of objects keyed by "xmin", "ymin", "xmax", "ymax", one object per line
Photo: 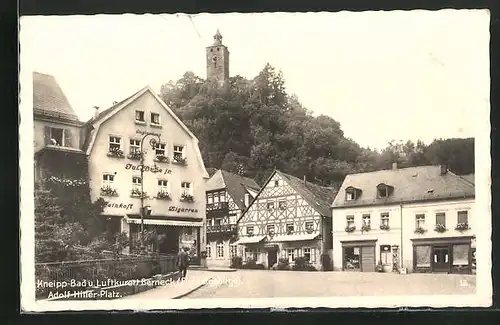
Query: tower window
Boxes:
[
  {"xmin": 217, "ymin": 47, "xmax": 220, "ymax": 51},
  {"xmin": 210, "ymin": 49, "xmax": 213, "ymax": 52}
]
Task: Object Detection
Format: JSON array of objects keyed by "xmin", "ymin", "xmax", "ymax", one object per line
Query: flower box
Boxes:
[
  {"xmin": 154, "ymin": 154, "xmax": 169, "ymax": 163},
  {"xmin": 130, "ymin": 188, "xmax": 147, "ymax": 198},
  {"xmin": 379, "ymin": 224, "xmax": 390, "ymax": 230},
  {"xmin": 127, "ymin": 151, "xmax": 142, "ymax": 160},
  {"xmin": 414, "ymin": 227, "xmax": 427, "ymax": 234},
  {"xmin": 100, "ymin": 186, "xmax": 118, "ymax": 196},
  {"xmin": 180, "ymin": 193, "xmax": 194, "ymax": 202},
  {"xmin": 434, "ymin": 223, "xmax": 447, "ymax": 233},
  {"xmin": 361, "ymin": 224, "xmax": 371, "ymax": 232},
  {"xmin": 455, "ymin": 223, "xmax": 470, "ymax": 231},
  {"xmin": 286, "ymin": 230, "xmax": 294, "ymax": 235},
  {"xmin": 306, "ymin": 227, "xmax": 314, "ymax": 234},
  {"xmin": 107, "ymin": 148, "xmax": 124, "ymax": 158},
  {"xmin": 345, "ymin": 225, "xmax": 356, "ymax": 233},
  {"xmin": 156, "ymin": 191, "xmax": 171, "ymax": 200},
  {"xmin": 172, "ymin": 156, "xmax": 187, "ymax": 166}
]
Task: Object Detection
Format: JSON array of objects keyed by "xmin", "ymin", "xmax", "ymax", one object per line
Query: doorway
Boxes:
[
  {"xmin": 432, "ymin": 246, "xmax": 450, "ymax": 273},
  {"xmin": 157, "ymin": 226, "xmax": 179, "ymax": 255},
  {"xmin": 267, "ymin": 248, "xmax": 278, "ymax": 268}
]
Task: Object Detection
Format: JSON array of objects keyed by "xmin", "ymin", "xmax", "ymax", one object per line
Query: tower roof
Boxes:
[{"xmin": 212, "ymin": 29, "xmax": 223, "ymax": 45}]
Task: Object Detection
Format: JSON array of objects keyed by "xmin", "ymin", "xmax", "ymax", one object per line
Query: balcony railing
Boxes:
[
  {"xmin": 206, "ymin": 202, "xmax": 229, "ymax": 211},
  {"xmin": 206, "ymin": 224, "xmax": 237, "ymax": 234}
]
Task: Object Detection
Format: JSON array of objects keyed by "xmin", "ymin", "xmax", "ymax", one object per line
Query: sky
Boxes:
[{"xmin": 20, "ymin": 10, "xmax": 490, "ymax": 150}]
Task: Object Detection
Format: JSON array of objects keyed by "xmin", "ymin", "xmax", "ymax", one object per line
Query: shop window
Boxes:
[
  {"xmin": 452, "ymin": 244, "xmax": 469, "ymax": 266},
  {"xmin": 415, "ymin": 245, "xmax": 431, "ymax": 268},
  {"xmin": 343, "ymin": 247, "xmax": 360, "ymax": 270},
  {"xmin": 303, "ymin": 247, "xmax": 316, "ymax": 262},
  {"xmin": 380, "ymin": 245, "xmax": 392, "ymax": 265},
  {"xmin": 216, "ymin": 241, "xmax": 224, "ymax": 258}
]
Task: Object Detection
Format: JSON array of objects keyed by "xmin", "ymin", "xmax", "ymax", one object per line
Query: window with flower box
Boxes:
[
  {"xmin": 415, "ymin": 214, "xmax": 425, "ymax": 229},
  {"xmin": 457, "ymin": 211, "xmax": 468, "ymax": 224},
  {"xmin": 173, "ymin": 145, "xmax": 186, "ymax": 164},
  {"xmin": 362, "ymin": 214, "xmax": 371, "ymax": 231},
  {"xmin": 345, "ymin": 215, "xmax": 355, "ymax": 232},
  {"xmin": 157, "ymin": 179, "xmax": 170, "ymax": 199},
  {"xmin": 108, "ymin": 136, "xmax": 122, "ymax": 155},
  {"xmin": 131, "ymin": 176, "xmax": 143, "ymax": 197},
  {"xmin": 127, "ymin": 139, "xmax": 141, "ymax": 160},
  {"xmin": 135, "ymin": 110, "xmax": 145, "ymax": 123},
  {"xmin": 181, "ymin": 182, "xmax": 193, "ymax": 201},
  {"xmin": 380, "ymin": 213, "xmax": 390, "ymax": 229},
  {"xmin": 101, "ymin": 173, "xmax": 117, "ymax": 196}
]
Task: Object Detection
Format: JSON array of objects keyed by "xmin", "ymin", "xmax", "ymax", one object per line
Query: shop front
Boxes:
[
  {"xmin": 411, "ymin": 236, "xmax": 474, "ymax": 274},
  {"xmin": 341, "ymin": 240, "xmax": 377, "ymax": 272}
]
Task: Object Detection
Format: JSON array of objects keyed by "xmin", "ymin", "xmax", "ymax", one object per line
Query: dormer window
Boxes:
[
  {"xmin": 376, "ymin": 183, "xmax": 394, "ymax": 198},
  {"xmin": 345, "ymin": 187, "xmax": 360, "ymax": 201}
]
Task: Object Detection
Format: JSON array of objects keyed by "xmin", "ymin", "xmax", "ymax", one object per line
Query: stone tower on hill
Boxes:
[{"xmin": 206, "ymin": 29, "xmax": 229, "ymax": 84}]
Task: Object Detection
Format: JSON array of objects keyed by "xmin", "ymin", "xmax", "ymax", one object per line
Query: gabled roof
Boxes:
[
  {"xmin": 33, "ymin": 72, "xmax": 81, "ymax": 123},
  {"xmin": 205, "ymin": 169, "xmax": 260, "ymax": 210},
  {"xmin": 278, "ymin": 171, "xmax": 338, "ymax": 217},
  {"xmin": 332, "ymin": 165, "xmax": 475, "ymax": 209},
  {"xmin": 82, "ymin": 85, "xmax": 209, "ymax": 179}
]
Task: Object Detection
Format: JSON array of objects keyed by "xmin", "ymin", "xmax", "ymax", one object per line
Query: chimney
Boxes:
[
  {"xmin": 392, "ymin": 162, "xmax": 398, "ymax": 170},
  {"xmin": 303, "ymin": 175, "xmax": 307, "ymax": 184},
  {"xmin": 93, "ymin": 106, "xmax": 100, "ymax": 118},
  {"xmin": 244, "ymin": 193, "xmax": 250, "ymax": 208},
  {"xmin": 440, "ymin": 164, "xmax": 447, "ymax": 175}
]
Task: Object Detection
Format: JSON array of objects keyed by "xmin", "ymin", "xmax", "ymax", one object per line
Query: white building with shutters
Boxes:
[{"xmin": 331, "ymin": 164, "xmax": 475, "ymax": 274}]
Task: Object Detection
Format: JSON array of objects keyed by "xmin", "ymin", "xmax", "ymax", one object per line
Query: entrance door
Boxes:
[
  {"xmin": 158, "ymin": 227, "xmax": 179, "ymax": 255},
  {"xmin": 361, "ymin": 246, "xmax": 376, "ymax": 272},
  {"xmin": 267, "ymin": 248, "xmax": 278, "ymax": 268},
  {"xmin": 432, "ymin": 246, "xmax": 450, "ymax": 273}
]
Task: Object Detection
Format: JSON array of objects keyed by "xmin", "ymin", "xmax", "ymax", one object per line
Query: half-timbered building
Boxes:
[
  {"xmin": 235, "ymin": 170, "xmax": 338, "ymax": 270},
  {"xmin": 205, "ymin": 170, "xmax": 259, "ymax": 267}
]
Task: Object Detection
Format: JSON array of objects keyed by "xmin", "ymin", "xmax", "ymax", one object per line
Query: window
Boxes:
[
  {"xmin": 303, "ymin": 248, "xmax": 311, "ymax": 261},
  {"xmin": 380, "ymin": 245, "xmax": 392, "ymax": 265},
  {"xmin": 278, "ymin": 200, "xmax": 287, "ymax": 210},
  {"xmin": 415, "ymin": 245, "xmax": 431, "ymax": 267},
  {"xmin": 346, "ymin": 215, "xmax": 354, "ymax": 228},
  {"xmin": 286, "ymin": 248, "xmax": 295, "ymax": 262},
  {"xmin": 109, "ymin": 136, "xmax": 121, "ymax": 151},
  {"xmin": 343, "ymin": 247, "xmax": 360, "ymax": 270},
  {"xmin": 173, "ymin": 145, "xmax": 184, "ymax": 160},
  {"xmin": 158, "ymin": 179, "xmax": 168, "ymax": 193},
  {"xmin": 274, "ymin": 180, "xmax": 279, "ymax": 187},
  {"xmin": 132, "ymin": 176, "xmax": 142, "ymax": 191},
  {"xmin": 380, "ymin": 213, "xmax": 390, "ymax": 227},
  {"xmin": 213, "ymin": 193, "xmax": 220, "ymax": 203},
  {"xmin": 305, "ymin": 221, "xmax": 314, "ymax": 232},
  {"xmin": 215, "ymin": 218, "xmax": 222, "ymax": 226},
  {"xmin": 130, "ymin": 139, "xmax": 140, "ymax": 153},
  {"xmin": 452, "ymin": 244, "xmax": 469, "ymax": 266},
  {"xmin": 346, "ymin": 191, "xmax": 355, "ymax": 201},
  {"xmin": 186, "ymin": 227, "xmax": 192, "ymax": 235},
  {"xmin": 220, "ymin": 191, "xmax": 226, "ymax": 202},
  {"xmin": 246, "ymin": 226, "xmax": 254, "ymax": 236},
  {"xmin": 435, "ymin": 212, "xmax": 446, "ymax": 226},
  {"xmin": 286, "ymin": 223, "xmax": 294, "ymax": 234},
  {"xmin": 206, "ymin": 245, "xmax": 212, "ymax": 258},
  {"xmin": 415, "ymin": 214, "xmax": 425, "ymax": 229},
  {"xmin": 102, "ymin": 173, "xmax": 115, "ymax": 188},
  {"xmin": 155, "ymin": 143, "xmax": 166, "ymax": 156},
  {"xmin": 267, "ymin": 224, "xmax": 275, "ymax": 234},
  {"xmin": 267, "ymin": 201, "xmax": 275, "ymax": 210},
  {"xmin": 457, "ymin": 211, "xmax": 468, "ymax": 224},
  {"xmin": 216, "ymin": 241, "xmax": 224, "ymax": 258},
  {"xmin": 151, "ymin": 113, "xmax": 161, "ymax": 125},
  {"xmin": 230, "ymin": 245, "xmax": 238, "ymax": 258},
  {"xmin": 181, "ymin": 182, "xmax": 192, "ymax": 195},
  {"xmin": 362, "ymin": 214, "xmax": 371, "ymax": 226},
  {"xmin": 45, "ymin": 127, "xmax": 71, "ymax": 147},
  {"xmin": 207, "ymin": 193, "xmax": 213, "ymax": 204},
  {"xmin": 135, "ymin": 110, "xmax": 145, "ymax": 122}
]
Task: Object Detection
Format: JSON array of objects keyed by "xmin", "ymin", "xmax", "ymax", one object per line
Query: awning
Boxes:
[
  {"xmin": 268, "ymin": 233, "xmax": 319, "ymax": 243},
  {"xmin": 125, "ymin": 217, "xmax": 203, "ymax": 227},
  {"xmin": 234, "ymin": 235, "xmax": 266, "ymax": 245}
]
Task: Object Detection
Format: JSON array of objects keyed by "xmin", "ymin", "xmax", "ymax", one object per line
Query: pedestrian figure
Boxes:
[{"xmin": 177, "ymin": 246, "xmax": 190, "ymax": 280}]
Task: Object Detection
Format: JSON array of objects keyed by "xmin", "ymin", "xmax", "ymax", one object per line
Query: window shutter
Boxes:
[
  {"xmin": 64, "ymin": 128, "xmax": 73, "ymax": 147},
  {"xmin": 44, "ymin": 126, "xmax": 51, "ymax": 145}
]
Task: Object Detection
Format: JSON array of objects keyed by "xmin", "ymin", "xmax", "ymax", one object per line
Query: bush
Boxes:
[
  {"xmin": 242, "ymin": 260, "xmax": 265, "ymax": 269},
  {"xmin": 230, "ymin": 256, "xmax": 243, "ymax": 269},
  {"xmin": 291, "ymin": 257, "xmax": 317, "ymax": 271},
  {"xmin": 277, "ymin": 258, "xmax": 291, "ymax": 270},
  {"xmin": 321, "ymin": 253, "xmax": 333, "ymax": 271}
]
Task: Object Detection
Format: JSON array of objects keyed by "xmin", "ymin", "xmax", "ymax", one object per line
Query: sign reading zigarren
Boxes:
[
  {"xmin": 168, "ymin": 206, "xmax": 199, "ymax": 213},
  {"xmin": 125, "ymin": 163, "xmax": 172, "ymax": 174}
]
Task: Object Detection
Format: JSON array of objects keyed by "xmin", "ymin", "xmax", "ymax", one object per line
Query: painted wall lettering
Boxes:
[
  {"xmin": 125, "ymin": 163, "xmax": 172, "ymax": 174},
  {"xmin": 136, "ymin": 130, "xmax": 161, "ymax": 137},
  {"xmin": 168, "ymin": 206, "xmax": 199, "ymax": 213},
  {"xmin": 106, "ymin": 203, "xmax": 134, "ymax": 209}
]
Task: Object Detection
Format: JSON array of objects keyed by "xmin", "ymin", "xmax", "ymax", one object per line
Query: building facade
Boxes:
[
  {"xmin": 82, "ymin": 86, "xmax": 209, "ymax": 260},
  {"xmin": 33, "ymin": 72, "xmax": 86, "ymax": 181},
  {"xmin": 331, "ymin": 164, "xmax": 475, "ymax": 274},
  {"xmin": 204, "ymin": 170, "xmax": 260, "ymax": 267},
  {"xmin": 236, "ymin": 170, "xmax": 338, "ymax": 270}
]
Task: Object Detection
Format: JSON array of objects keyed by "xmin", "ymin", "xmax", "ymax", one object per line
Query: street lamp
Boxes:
[{"xmin": 139, "ymin": 133, "xmax": 161, "ymax": 251}]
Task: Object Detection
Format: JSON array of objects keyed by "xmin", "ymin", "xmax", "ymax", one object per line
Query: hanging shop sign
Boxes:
[{"xmin": 125, "ymin": 163, "xmax": 172, "ymax": 175}]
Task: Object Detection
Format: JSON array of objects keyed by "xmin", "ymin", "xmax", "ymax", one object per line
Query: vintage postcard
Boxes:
[{"xmin": 19, "ymin": 10, "xmax": 492, "ymax": 311}]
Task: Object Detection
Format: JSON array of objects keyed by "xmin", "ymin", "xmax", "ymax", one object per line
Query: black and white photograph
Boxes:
[{"xmin": 19, "ymin": 10, "xmax": 491, "ymax": 311}]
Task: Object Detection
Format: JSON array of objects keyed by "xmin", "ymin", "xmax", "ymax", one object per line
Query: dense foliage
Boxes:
[{"xmin": 160, "ymin": 64, "xmax": 474, "ymax": 186}]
